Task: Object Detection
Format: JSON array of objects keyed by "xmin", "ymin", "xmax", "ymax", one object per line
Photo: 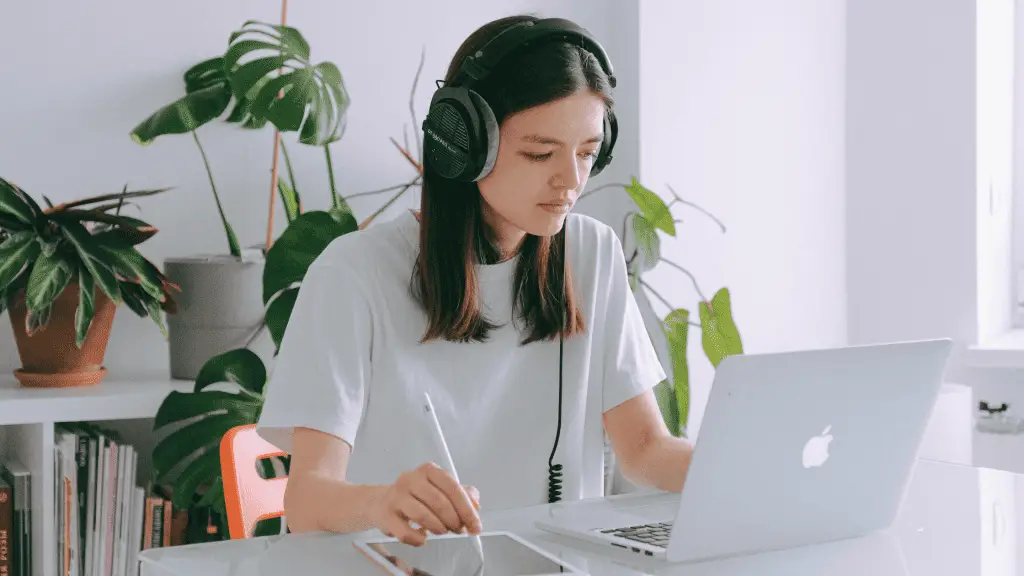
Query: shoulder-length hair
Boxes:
[{"xmin": 412, "ymin": 14, "xmax": 615, "ymax": 345}]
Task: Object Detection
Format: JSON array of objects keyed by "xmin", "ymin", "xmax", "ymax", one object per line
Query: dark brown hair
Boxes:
[{"xmin": 412, "ymin": 13, "xmax": 615, "ymax": 345}]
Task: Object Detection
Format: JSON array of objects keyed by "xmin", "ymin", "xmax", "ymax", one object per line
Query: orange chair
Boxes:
[{"xmin": 220, "ymin": 424, "xmax": 289, "ymax": 539}]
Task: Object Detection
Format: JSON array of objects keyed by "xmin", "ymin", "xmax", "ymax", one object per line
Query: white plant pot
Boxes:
[{"xmin": 164, "ymin": 253, "xmax": 272, "ymax": 380}]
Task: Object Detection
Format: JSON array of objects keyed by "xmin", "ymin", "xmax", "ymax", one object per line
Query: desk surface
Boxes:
[{"xmin": 139, "ymin": 458, "xmax": 1024, "ymax": 575}]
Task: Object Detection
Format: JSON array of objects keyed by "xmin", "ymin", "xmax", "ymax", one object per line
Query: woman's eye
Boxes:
[{"xmin": 523, "ymin": 152, "xmax": 552, "ymax": 161}]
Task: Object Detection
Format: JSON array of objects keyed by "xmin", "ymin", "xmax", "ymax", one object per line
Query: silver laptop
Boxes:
[{"xmin": 535, "ymin": 338, "xmax": 954, "ymax": 564}]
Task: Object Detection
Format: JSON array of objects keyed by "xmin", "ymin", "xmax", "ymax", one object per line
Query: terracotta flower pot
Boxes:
[{"xmin": 8, "ymin": 282, "xmax": 117, "ymax": 388}]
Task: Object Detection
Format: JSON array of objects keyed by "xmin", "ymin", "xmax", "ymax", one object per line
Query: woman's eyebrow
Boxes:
[{"xmin": 519, "ymin": 134, "xmax": 603, "ymax": 146}]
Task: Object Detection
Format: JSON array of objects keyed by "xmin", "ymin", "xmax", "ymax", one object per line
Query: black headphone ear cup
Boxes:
[
  {"xmin": 467, "ymin": 89, "xmax": 500, "ymax": 182},
  {"xmin": 590, "ymin": 111, "xmax": 617, "ymax": 176},
  {"xmin": 422, "ymin": 87, "xmax": 489, "ymax": 181}
]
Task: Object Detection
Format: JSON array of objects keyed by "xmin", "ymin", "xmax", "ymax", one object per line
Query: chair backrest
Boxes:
[{"xmin": 220, "ymin": 424, "xmax": 289, "ymax": 539}]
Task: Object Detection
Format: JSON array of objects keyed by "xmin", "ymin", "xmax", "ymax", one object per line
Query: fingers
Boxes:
[
  {"xmin": 464, "ymin": 485, "xmax": 480, "ymax": 510},
  {"xmin": 410, "ymin": 477, "xmax": 464, "ymax": 532},
  {"xmin": 424, "ymin": 465, "xmax": 482, "ymax": 534},
  {"xmin": 399, "ymin": 493, "xmax": 450, "ymax": 536},
  {"xmin": 383, "ymin": 516, "xmax": 428, "ymax": 547}
]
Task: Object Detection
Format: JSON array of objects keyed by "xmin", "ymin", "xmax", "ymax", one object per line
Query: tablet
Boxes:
[{"xmin": 353, "ymin": 530, "xmax": 587, "ymax": 575}]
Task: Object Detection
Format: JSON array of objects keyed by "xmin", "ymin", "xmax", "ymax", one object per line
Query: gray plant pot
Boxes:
[{"xmin": 164, "ymin": 253, "xmax": 269, "ymax": 380}]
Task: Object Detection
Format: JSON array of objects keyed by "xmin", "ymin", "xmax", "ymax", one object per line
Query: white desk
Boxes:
[{"xmin": 138, "ymin": 458, "xmax": 1024, "ymax": 575}]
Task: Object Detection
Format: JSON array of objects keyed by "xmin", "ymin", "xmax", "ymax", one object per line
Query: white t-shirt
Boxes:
[{"xmin": 256, "ymin": 209, "xmax": 667, "ymax": 511}]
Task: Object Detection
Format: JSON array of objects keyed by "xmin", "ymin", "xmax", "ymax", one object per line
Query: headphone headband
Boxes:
[{"xmin": 452, "ymin": 18, "xmax": 617, "ymax": 89}]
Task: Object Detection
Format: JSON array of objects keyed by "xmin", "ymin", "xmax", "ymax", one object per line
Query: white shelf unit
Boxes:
[{"xmin": 0, "ymin": 373, "xmax": 192, "ymax": 576}]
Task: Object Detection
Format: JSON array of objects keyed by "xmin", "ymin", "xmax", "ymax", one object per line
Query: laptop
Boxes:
[{"xmin": 535, "ymin": 338, "xmax": 954, "ymax": 564}]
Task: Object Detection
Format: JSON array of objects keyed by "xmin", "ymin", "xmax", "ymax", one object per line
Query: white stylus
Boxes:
[{"xmin": 422, "ymin": 391, "xmax": 484, "ymax": 563}]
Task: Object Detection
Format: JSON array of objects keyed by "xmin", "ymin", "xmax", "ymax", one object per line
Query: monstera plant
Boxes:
[{"xmin": 150, "ymin": 209, "xmax": 357, "ymax": 537}]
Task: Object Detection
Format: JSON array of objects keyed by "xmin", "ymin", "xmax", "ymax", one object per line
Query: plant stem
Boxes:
[
  {"xmin": 410, "ymin": 45, "xmax": 426, "ymax": 164},
  {"xmin": 640, "ymin": 279, "xmax": 702, "ymax": 328},
  {"xmin": 660, "ymin": 258, "xmax": 708, "ymax": 303},
  {"xmin": 281, "ymin": 141, "xmax": 300, "ymax": 212},
  {"xmin": 192, "ymin": 131, "xmax": 240, "ymax": 257},
  {"xmin": 345, "ymin": 182, "xmax": 413, "ymax": 200},
  {"xmin": 325, "ymin": 145, "xmax": 340, "ymax": 210},
  {"xmin": 359, "ymin": 178, "xmax": 418, "ymax": 230},
  {"xmin": 665, "ymin": 184, "xmax": 726, "ymax": 233}
]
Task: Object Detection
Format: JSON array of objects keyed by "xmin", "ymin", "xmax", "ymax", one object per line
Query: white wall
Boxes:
[
  {"xmin": 636, "ymin": 0, "xmax": 848, "ymax": 438},
  {"xmin": 0, "ymin": 0, "xmax": 633, "ymax": 375},
  {"xmin": 846, "ymin": 0, "xmax": 979, "ymax": 352}
]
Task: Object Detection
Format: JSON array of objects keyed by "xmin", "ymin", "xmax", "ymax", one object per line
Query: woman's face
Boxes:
[{"xmin": 477, "ymin": 90, "xmax": 607, "ymax": 256}]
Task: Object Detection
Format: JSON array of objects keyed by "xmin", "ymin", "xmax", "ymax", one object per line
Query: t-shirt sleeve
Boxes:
[
  {"xmin": 256, "ymin": 260, "xmax": 373, "ymax": 454},
  {"xmin": 600, "ymin": 227, "xmax": 669, "ymax": 413}
]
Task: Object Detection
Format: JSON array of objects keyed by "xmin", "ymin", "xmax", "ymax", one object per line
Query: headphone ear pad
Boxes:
[
  {"xmin": 468, "ymin": 89, "xmax": 500, "ymax": 181},
  {"xmin": 591, "ymin": 111, "xmax": 617, "ymax": 177}
]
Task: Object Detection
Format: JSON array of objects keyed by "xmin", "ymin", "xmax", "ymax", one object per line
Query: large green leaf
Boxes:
[
  {"xmin": 699, "ymin": 287, "xmax": 744, "ymax": 367},
  {"xmin": 25, "ymin": 250, "xmax": 71, "ymax": 313},
  {"xmin": 152, "ymin": 411, "xmax": 254, "ymax": 481},
  {"xmin": 624, "ymin": 177, "xmax": 675, "ymax": 236},
  {"xmin": 154, "ymin": 389, "xmax": 262, "ymax": 430},
  {"xmin": 663, "ymin": 309, "xmax": 691, "ymax": 435},
  {"xmin": 263, "ymin": 210, "xmax": 352, "ymax": 303},
  {"xmin": 130, "ymin": 83, "xmax": 233, "ymax": 145},
  {"xmin": 0, "ymin": 232, "xmax": 39, "ymax": 293},
  {"xmin": 631, "ymin": 214, "xmax": 661, "ymax": 273},
  {"xmin": 195, "ymin": 348, "xmax": 267, "ymax": 395},
  {"xmin": 224, "ymin": 21, "xmax": 350, "ymax": 146},
  {"xmin": 75, "ymin": 263, "xmax": 95, "ymax": 348},
  {"xmin": 0, "ymin": 178, "xmax": 38, "ymax": 225},
  {"xmin": 167, "ymin": 449, "xmax": 222, "ymax": 511},
  {"xmin": 265, "ymin": 287, "xmax": 299, "ymax": 352},
  {"xmin": 60, "ymin": 222, "xmax": 122, "ymax": 304}
]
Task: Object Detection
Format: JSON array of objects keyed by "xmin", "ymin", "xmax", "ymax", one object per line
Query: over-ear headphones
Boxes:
[{"xmin": 422, "ymin": 17, "xmax": 618, "ymax": 183}]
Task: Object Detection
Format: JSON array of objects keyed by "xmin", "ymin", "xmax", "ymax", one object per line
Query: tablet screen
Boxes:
[{"xmin": 362, "ymin": 533, "xmax": 570, "ymax": 575}]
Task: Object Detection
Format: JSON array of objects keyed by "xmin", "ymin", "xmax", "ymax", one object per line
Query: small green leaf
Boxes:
[
  {"xmin": 183, "ymin": 57, "xmax": 228, "ymax": 93},
  {"xmin": 624, "ymin": 177, "xmax": 675, "ymax": 236},
  {"xmin": 0, "ymin": 232, "xmax": 39, "ymax": 293},
  {"xmin": 195, "ymin": 348, "xmax": 267, "ymax": 395},
  {"xmin": 631, "ymin": 214, "xmax": 660, "ymax": 273},
  {"xmin": 25, "ymin": 304, "xmax": 51, "ymax": 336},
  {"xmin": 653, "ymin": 379, "xmax": 679, "ymax": 438},
  {"xmin": 60, "ymin": 222, "xmax": 121, "ymax": 304},
  {"xmin": 663, "ymin": 309, "xmax": 691, "ymax": 434},
  {"xmin": 263, "ymin": 211, "xmax": 352, "ymax": 303},
  {"xmin": 699, "ymin": 287, "xmax": 744, "ymax": 367},
  {"xmin": 75, "ymin": 264, "xmax": 95, "ymax": 348},
  {"xmin": 0, "ymin": 178, "xmax": 39, "ymax": 225},
  {"xmin": 25, "ymin": 251, "xmax": 72, "ymax": 313},
  {"xmin": 265, "ymin": 287, "xmax": 299, "ymax": 352},
  {"xmin": 277, "ymin": 179, "xmax": 301, "ymax": 224}
]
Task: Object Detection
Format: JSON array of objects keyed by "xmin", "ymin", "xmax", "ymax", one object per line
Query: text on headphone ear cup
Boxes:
[{"xmin": 422, "ymin": 87, "xmax": 487, "ymax": 181}]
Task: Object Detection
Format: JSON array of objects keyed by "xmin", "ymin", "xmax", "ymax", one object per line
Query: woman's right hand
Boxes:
[{"xmin": 370, "ymin": 462, "xmax": 483, "ymax": 546}]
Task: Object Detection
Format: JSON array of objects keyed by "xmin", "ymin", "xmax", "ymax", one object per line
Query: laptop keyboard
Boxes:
[{"xmin": 600, "ymin": 522, "xmax": 673, "ymax": 548}]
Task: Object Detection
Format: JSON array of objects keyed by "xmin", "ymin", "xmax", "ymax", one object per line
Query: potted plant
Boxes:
[
  {"xmin": 576, "ymin": 177, "xmax": 744, "ymax": 493},
  {"xmin": 130, "ymin": 19, "xmax": 351, "ymax": 380},
  {"xmin": 0, "ymin": 178, "xmax": 177, "ymax": 387}
]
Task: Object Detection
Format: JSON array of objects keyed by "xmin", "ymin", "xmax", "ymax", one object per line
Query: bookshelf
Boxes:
[{"xmin": 0, "ymin": 373, "xmax": 193, "ymax": 576}]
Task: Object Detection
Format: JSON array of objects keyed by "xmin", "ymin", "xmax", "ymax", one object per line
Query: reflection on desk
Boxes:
[{"xmin": 139, "ymin": 459, "xmax": 1024, "ymax": 576}]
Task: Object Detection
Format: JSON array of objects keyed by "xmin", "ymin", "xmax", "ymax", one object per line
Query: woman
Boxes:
[{"xmin": 255, "ymin": 13, "xmax": 694, "ymax": 546}]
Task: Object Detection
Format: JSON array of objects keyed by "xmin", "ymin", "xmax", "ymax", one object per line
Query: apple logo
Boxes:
[{"xmin": 802, "ymin": 425, "xmax": 833, "ymax": 468}]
